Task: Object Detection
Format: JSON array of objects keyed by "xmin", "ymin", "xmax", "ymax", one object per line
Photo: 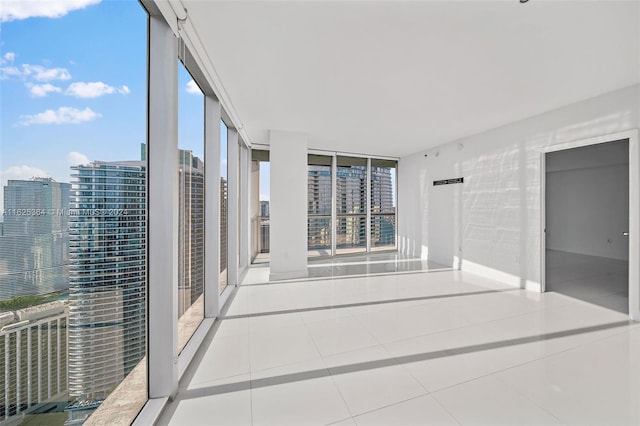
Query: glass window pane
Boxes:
[
  {"xmin": 370, "ymin": 162, "xmax": 397, "ymax": 250},
  {"xmin": 177, "ymin": 61, "xmax": 204, "ymax": 353},
  {"xmin": 220, "ymin": 121, "xmax": 228, "ymax": 294},
  {"xmin": 251, "ymin": 158, "xmax": 269, "ymax": 262},
  {"xmin": 308, "ymin": 155, "xmax": 332, "ymax": 257},
  {"xmin": 336, "ymin": 156, "xmax": 366, "ymax": 254},
  {"xmin": 0, "ymin": 2, "xmax": 148, "ymax": 424}
]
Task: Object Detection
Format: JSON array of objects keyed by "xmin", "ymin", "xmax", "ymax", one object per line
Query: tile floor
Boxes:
[
  {"xmin": 159, "ymin": 252, "xmax": 639, "ymax": 426},
  {"xmin": 546, "ymin": 249, "xmax": 628, "ymax": 313}
]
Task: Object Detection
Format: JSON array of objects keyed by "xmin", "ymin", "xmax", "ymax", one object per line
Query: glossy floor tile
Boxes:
[
  {"xmin": 160, "ymin": 252, "xmax": 639, "ymax": 426},
  {"xmin": 546, "ymin": 249, "xmax": 628, "ymax": 313},
  {"xmin": 243, "ymin": 252, "xmax": 450, "ymax": 285}
]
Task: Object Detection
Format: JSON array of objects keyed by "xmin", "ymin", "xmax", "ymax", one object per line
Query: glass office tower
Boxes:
[{"xmin": 66, "ymin": 161, "xmax": 146, "ymax": 421}]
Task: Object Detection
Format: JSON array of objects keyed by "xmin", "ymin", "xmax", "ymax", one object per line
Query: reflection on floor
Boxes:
[
  {"xmin": 246, "ymin": 252, "xmax": 449, "ymax": 285},
  {"xmin": 159, "ymin": 257, "xmax": 640, "ymax": 426},
  {"xmin": 546, "ymin": 249, "xmax": 628, "ymax": 313},
  {"xmin": 307, "ymin": 252, "xmax": 448, "ymax": 280}
]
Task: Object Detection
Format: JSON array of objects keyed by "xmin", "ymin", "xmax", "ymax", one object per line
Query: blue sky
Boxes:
[{"xmin": 1, "ymin": 0, "xmax": 209, "ymax": 208}]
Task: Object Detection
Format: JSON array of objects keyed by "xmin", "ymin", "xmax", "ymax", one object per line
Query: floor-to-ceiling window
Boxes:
[
  {"xmin": 250, "ymin": 150, "xmax": 270, "ymax": 262},
  {"xmin": 219, "ymin": 121, "xmax": 229, "ymax": 293},
  {"xmin": 176, "ymin": 61, "xmax": 205, "ymax": 352},
  {"xmin": 370, "ymin": 159, "xmax": 397, "ymax": 250},
  {"xmin": 0, "ymin": 2, "xmax": 148, "ymax": 424},
  {"xmin": 308, "ymin": 155, "xmax": 333, "ymax": 257},
  {"xmin": 306, "ymin": 155, "xmax": 397, "ymax": 257},
  {"xmin": 336, "ymin": 156, "xmax": 367, "ymax": 255}
]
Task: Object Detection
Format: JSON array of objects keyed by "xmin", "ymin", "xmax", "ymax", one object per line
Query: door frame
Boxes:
[{"xmin": 540, "ymin": 129, "xmax": 639, "ymax": 320}]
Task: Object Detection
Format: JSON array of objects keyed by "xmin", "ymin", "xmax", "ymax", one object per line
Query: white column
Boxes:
[
  {"xmin": 204, "ymin": 96, "xmax": 221, "ymax": 318},
  {"xmin": 366, "ymin": 157, "xmax": 372, "ymax": 252},
  {"xmin": 331, "ymin": 154, "xmax": 337, "ymax": 256},
  {"xmin": 227, "ymin": 129, "xmax": 240, "ymax": 286},
  {"xmin": 239, "ymin": 144, "xmax": 250, "ymax": 272},
  {"xmin": 148, "ymin": 14, "xmax": 179, "ymax": 399},
  {"xmin": 269, "ymin": 130, "xmax": 308, "ymax": 280}
]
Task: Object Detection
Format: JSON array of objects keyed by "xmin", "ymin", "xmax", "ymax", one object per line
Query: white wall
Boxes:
[
  {"xmin": 546, "ymin": 141, "xmax": 629, "ymax": 260},
  {"xmin": 398, "ymin": 84, "xmax": 640, "ymax": 290},
  {"xmin": 269, "ymin": 130, "xmax": 308, "ymax": 280}
]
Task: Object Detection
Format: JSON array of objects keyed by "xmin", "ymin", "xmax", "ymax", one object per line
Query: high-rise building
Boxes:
[
  {"xmin": 0, "ymin": 178, "xmax": 71, "ymax": 300},
  {"xmin": 370, "ymin": 166, "xmax": 395, "ymax": 247},
  {"xmin": 0, "ymin": 302, "xmax": 69, "ymax": 422},
  {"xmin": 66, "ymin": 149, "xmax": 207, "ymax": 422},
  {"xmin": 220, "ymin": 176, "xmax": 228, "ymax": 288},
  {"xmin": 66, "ymin": 161, "xmax": 146, "ymax": 421},
  {"xmin": 307, "ymin": 165, "xmax": 332, "ymax": 251},
  {"xmin": 141, "ymin": 144, "xmax": 206, "ymax": 316},
  {"xmin": 178, "ymin": 150, "xmax": 205, "ymax": 316},
  {"xmin": 260, "ymin": 200, "xmax": 270, "ymax": 218},
  {"xmin": 306, "ymin": 164, "xmax": 395, "ymax": 251}
]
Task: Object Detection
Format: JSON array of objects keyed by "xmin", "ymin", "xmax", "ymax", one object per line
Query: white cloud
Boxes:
[
  {"xmin": 0, "ymin": 66, "xmax": 21, "ymax": 79},
  {"xmin": 1, "ymin": 165, "xmax": 50, "ymax": 181},
  {"xmin": 1, "ymin": 0, "xmax": 101, "ymax": 22},
  {"xmin": 3, "ymin": 52, "xmax": 15, "ymax": 63},
  {"xmin": 0, "ymin": 165, "xmax": 51, "ymax": 213},
  {"xmin": 67, "ymin": 151, "xmax": 90, "ymax": 166},
  {"xmin": 22, "ymin": 64, "xmax": 71, "ymax": 81},
  {"xmin": 186, "ymin": 79, "xmax": 201, "ymax": 95},
  {"xmin": 27, "ymin": 83, "xmax": 62, "ymax": 97},
  {"xmin": 1, "ymin": 63, "xmax": 72, "ymax": 81},
  {"xmin": 66, "ymin": 81, "xmax": 130, "ymax": 98},
  {"xmin": 17, "ymin": 107, "xmax": 101, "ymax": 126}
]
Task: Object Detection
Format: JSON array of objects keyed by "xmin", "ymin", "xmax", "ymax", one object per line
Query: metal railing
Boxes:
[
  {"xmin": 371, "ymin": 213, "xmax": 396, "ymax": 249},
  {"xmin": 252, "ymin": 212, "xmax": 395, "ymax": 257},
  {"xmin": 259, "ymin": 217, "xmax": 270, "ymax": 253},
  {"xmin": 308, "ymin": 215, "xmax": 332, "ymax": 252},
  {"xmin": 336, "ymin": 214, "xmax": 367, "ymax": 250}
]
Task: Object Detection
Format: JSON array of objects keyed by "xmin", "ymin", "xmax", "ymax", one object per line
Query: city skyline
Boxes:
[
  {"xmin": 0, "ymin": 0, "xmax": 204, "ymax": 212},
  {"xmin": 0, "ymin": 178, "xmax": 71, "ymax": 299},
  {"xmin": 67, "ymin": 160, "xmax": 147, "ymax": 423}
]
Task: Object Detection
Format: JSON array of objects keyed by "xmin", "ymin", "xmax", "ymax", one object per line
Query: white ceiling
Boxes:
[{"xmin": 182, "ymin": 0, "xmax": 640, "ymax": 158}]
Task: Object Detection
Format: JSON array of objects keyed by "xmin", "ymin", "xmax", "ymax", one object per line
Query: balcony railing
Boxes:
[
  {"xmin": 259, "ymin": 217, "xmax": 270, "ymax": 253},
  {"xmin": 371, "ymin": 213, "xmax": 396, "ymax": 249},
  {"xmin": 336, "ymin": 214, "xmax": 367, "ymax": 252},
  {"xmin": 253, "ymin": 212, "xmax": 395, "ymax": 258}
]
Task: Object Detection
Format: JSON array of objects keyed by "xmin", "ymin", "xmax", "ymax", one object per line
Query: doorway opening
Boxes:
[
  {"xmin": 251, "ymin": 149, "xmax": 270, "ymax": 264},
  {"xmin": 544, "ymin": 139, "xmax": 629, "ymax": 314}
]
